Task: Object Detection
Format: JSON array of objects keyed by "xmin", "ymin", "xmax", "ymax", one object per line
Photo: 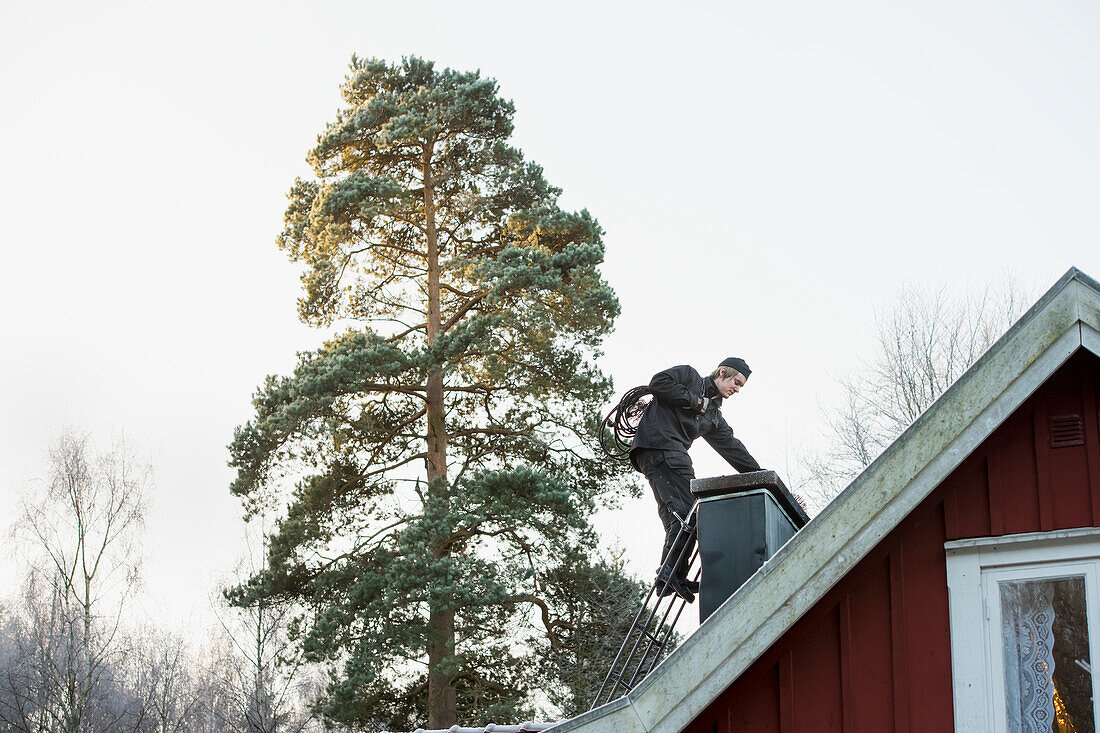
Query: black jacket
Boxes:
[{"xmin": 629, "ymin": 364, "xmax": 760, "ymax": 473}]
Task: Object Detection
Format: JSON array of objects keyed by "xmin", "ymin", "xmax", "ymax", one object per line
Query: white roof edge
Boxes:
[{"xmin": 548, "ymin": 267, "xmax": 1100, "ymax": 733}]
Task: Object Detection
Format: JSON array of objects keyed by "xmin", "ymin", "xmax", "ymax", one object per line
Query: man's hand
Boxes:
[{"xmin": 680, "ymin": 395, "xmax": 710, "ymax": 413}]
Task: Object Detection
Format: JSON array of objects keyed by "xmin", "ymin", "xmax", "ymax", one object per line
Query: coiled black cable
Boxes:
[{"xmin": 599, "ymin": 385, "xmax": 653, "ymax": 460}]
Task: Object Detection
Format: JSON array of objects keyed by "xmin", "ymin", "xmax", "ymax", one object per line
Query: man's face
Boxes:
[{"xmin": 715, "ymin": 370, "xmax": 747, "ymax": 398}]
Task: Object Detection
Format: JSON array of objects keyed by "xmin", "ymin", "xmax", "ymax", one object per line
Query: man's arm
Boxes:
[
  {"xmin": 648, "ymin": 365, "xmax": 704, "ymax": 411},
  {"xmin": 703, "ymin": 415, "xmax": 761, "ymax": 473}
]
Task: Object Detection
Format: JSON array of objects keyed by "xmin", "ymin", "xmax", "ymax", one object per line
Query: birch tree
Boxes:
[
  {"xmin": 0, "ymin": 433, "xmax": 149, "ymax": 732},
  {"xmin": 803, "ymin": 278, "xmax": 1029, "ymax": 507}
]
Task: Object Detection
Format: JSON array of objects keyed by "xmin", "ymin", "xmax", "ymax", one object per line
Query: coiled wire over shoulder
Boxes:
[{"xmin": 599, "ymin": 385, "xmax": 652, "ymax": 460}]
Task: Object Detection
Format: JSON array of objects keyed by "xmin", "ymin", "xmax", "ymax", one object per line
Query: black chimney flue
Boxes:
[{"xmin": 690, "ymin": 470, "xmax": 809, "ymax": 623}]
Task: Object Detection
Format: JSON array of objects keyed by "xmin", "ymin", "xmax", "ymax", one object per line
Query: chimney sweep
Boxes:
[{"xmin": 606, "ymin": 359, "xmax": 761, "ymax": 602}]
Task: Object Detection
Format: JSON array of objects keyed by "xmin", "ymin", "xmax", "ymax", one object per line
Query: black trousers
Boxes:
[{"xmin": 634, "ymin": 449, "xmax": 696, "ymax": 580}]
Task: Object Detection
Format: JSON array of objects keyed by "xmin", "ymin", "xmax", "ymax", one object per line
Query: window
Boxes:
[{"xmin": 945, "ymin": 528, "xmax": 1100, "ymax": 733}]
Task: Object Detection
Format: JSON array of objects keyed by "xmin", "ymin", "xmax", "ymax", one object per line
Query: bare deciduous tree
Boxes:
[
  {"xmin": 203, "ymin": 521, "xmax": 320, "ymax": 733},
  {"xmin": 0, "ymin": 434, "xmax": 332, "ymax": 733},
  {"xmin": 797, "ymin": 278, "xmax": 1030, "ymax": 511},
  {"xmin": 0, "ymin": 433, "xmax": 150, "ymax": 733},
  {"xmin": 123, "ymin": 628, "xmax": 200, "ymax": 733}
]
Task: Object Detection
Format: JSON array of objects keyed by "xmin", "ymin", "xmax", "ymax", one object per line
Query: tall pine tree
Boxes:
[{"xmin": 227, "ymin": 56, "xmax": 632, "ymax": 728}]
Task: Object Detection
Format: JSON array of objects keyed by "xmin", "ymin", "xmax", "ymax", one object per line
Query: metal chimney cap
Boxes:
[{"xmin": 690, "ymin": 470, "xmax": 810, "ymax": 527}]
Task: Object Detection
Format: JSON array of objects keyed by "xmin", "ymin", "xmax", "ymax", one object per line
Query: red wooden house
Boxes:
[{"xmin": 553, "ymin": 268, "xmax": 1100, "ymax": 732}]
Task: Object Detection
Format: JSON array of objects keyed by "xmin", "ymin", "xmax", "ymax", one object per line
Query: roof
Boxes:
[
  {"xmin": 412, "ymin": 723, "xmax": 556, "ymax": 733},
  {"xmin": 549, "ymin": 267, "xmax": 1100, "ymax": 733}
]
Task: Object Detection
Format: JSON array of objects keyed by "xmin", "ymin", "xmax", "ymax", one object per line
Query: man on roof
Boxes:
[{"xmin": 630, "ymin": 357, "xmax": 761, "ymax": 603}]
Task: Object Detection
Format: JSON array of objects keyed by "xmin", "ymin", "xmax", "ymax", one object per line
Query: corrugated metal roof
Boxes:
[{"xmin": 412, "ymin": 722, "xmax": 557, "ymax": 733}]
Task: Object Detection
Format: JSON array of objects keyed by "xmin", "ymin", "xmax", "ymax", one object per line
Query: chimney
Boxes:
[{"xmin": 690, "ymin": 470, "xmax": 809, "ymax": 622}]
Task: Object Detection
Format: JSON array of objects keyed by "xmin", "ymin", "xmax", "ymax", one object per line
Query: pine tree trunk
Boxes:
[
  {"xmin": 427, "ymin": 607, "xmax": 457, "ymax": 728},
  {"xmin": 422, "ymin": 144, "xmax": 457, "ymax": 728},
  {"xmin": 423, "ymin": 144, "xmax": 447, "ymax": 492}
]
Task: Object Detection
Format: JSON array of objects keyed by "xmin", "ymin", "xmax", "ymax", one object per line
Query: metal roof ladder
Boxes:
[{"xmin": 589, "ymin": 502, "xmax": 700, "ymax": 711}]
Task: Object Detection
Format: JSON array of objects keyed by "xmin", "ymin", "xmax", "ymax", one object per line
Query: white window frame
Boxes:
[{"xmin": 945, "ymin": 527, "xmax": 1100, "ymax": 733}]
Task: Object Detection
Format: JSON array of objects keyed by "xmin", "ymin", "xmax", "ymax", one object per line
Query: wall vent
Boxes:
[{"xmin": 1049, "ymin": 414, "xmax": 1085, "ymax": 448}]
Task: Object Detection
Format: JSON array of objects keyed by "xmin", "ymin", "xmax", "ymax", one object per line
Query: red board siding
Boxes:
[
  {"xmin": 722, "ymin": 660, "xmax": 780, "ymax": 731},
  {"xmin": 786, "ymin": 605, "xmax": 844, "ymax": 730},
  {"xmin": 685, "ymin": 352, "xmax": 1100, "ymax": 732},
  {"xmin": 844, "ymin": 558, "xmax": 893, "ymax": 730}
]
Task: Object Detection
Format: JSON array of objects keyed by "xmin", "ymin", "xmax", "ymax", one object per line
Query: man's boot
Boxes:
[{"xmin": 655, "ymin": 570, "xmax": 695, "ymax": 603}]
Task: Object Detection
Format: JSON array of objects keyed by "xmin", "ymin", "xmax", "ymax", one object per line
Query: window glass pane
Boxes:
[{"xmin": 1000, "ymin": 576, "xmax": 1093, "ymax": 733}]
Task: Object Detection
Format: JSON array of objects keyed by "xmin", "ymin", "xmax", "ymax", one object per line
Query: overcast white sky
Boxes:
[{"xmin": 3, "ymin": 0, "xmax": 1100, "ymax": 630}]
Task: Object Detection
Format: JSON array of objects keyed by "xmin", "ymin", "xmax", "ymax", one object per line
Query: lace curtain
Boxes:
[{"xmin": 1002, "ymin": 581, "xmax": 1057, "ymax": 732}]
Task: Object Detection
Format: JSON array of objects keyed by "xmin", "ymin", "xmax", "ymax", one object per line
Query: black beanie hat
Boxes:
[{"xmin": 719, "ymin": 357, "xmax": 751, "ymax": 378}]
